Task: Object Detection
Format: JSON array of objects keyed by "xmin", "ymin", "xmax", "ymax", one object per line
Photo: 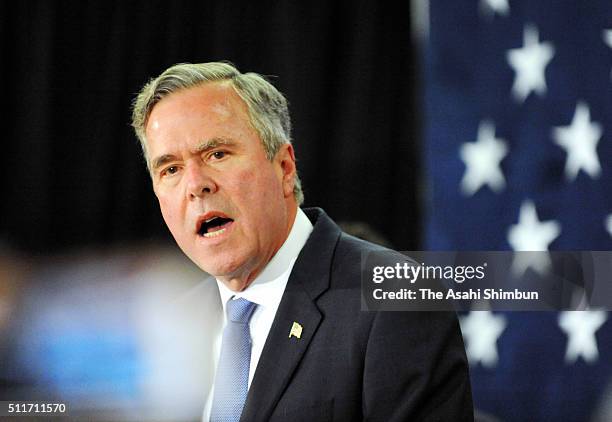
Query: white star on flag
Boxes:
[
  {"xmin": 460, "ymin": 311, "xmax": 507, "ymax": 368},
  {"xmin": 552, "ymin": 102, "xmax": 602, "ymax": 181},
  {"xmin": 558, "ymin": 310, "xmax": 608, "ymax": 364},
  {"xmin": 507, "ymin": 200, "xmax": 561, "ymax": 276},
  {"xmin": 506, "ymin": 25, "xmax": 555, "ymax": 103},
  {"xmin": 606, "ymin": 214, "xmax": 612, "ymax": 237},
  {"xmin": 604, "ymin": 29, "xmax": 612, "ymax": 79},
  {"xmin": 604, "ymin": 29, "xmax": 612, "ymax": 49},
  {"xmin": 459, "ymin": 120, "xmax": 508, "ymax": 196},
  {"xmin": 480, "ymin": 0, "xmax": 510, "ymax": 18}
]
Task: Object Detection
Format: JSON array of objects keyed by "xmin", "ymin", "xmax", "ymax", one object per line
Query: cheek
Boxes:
[
  {"xmin": 246, "ymin": 171, "xmax": 285, "ymax": 220},
  {"xmin": 246, "ymin": 169, "xmax": 282, "ymax": 201},
  {"xmin": 225, "ymin": 169, "xmax": 276, "ymax": 216},
  {"xmin": 158, "ymin": 196, "xmax": 181, "ymax": 229}
]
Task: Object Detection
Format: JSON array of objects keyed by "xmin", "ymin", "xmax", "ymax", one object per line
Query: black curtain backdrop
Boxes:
[{"xmin": 0, "ymin": 0, "xmax": 420, "ymax": 254}]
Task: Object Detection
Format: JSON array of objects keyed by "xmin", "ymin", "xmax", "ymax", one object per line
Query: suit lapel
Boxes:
[{"xmin": 240, "ymin": 208, "xmax": 341, "ymax": 422}]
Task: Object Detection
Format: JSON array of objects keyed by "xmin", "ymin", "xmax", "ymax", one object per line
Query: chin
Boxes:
[{"xmin": 193, "ymin": 254, "xmax": 246, "ymax": 279}]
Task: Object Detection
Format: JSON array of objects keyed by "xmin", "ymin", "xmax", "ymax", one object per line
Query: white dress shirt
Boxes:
[{"xmin": 202, "ymin": 208, "xmax": 313, "ymax": 421}]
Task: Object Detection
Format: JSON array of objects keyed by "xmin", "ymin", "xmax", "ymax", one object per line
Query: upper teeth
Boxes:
[{"xmin": 206, "ymin": 217, "xmax": 219, "ymax": 223}]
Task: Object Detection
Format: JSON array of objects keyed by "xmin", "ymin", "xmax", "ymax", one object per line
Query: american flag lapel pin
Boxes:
[{"xmin": 289, "ymin": 321, "xmax": 303, "ymax": 339}]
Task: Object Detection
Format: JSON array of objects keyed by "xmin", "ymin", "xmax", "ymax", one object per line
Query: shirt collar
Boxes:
[{"xmin": 217, "ymin": 208, "xmax": 313, "ymax": 311}]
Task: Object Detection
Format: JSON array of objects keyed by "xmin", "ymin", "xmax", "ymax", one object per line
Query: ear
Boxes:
[{"xmin": 275, "ymin": 143, "xmax": 297, "ymax": 198}]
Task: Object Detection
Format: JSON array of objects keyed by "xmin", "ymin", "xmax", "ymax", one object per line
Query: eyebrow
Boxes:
[
  {"xmin": 193, "ymin": 137, "xmax": 234, "ymax": 154},
  {"xmin": 150, "ymin": 137, "xmax": 235, "ymax": 172},
  {"xmin": 151, "ymin": 154, "xmax": 175, "ymax": 172}
]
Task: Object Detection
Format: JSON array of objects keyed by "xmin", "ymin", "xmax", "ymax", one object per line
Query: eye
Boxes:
[
  {"xmin": 161, "ymin": 165, "xmax": 180, "ymax": 178},
  {"xmin": 211, "ymin": 151, "xmax": 226, "ymax": 160}
]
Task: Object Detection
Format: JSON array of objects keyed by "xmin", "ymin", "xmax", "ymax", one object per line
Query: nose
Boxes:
[{"xmin": 185, "ymin": 162, "xmax": 217, "ymax": 199}]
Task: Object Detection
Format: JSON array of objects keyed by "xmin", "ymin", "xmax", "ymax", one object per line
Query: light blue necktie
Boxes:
[{"xmin": 210, "ymin": 297, "xmax": 258, "ymax": 422}]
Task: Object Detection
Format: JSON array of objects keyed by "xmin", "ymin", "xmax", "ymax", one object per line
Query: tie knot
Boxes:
[{"xmin": 226, "ymin": 297, "xmax": 257, "ymax": 323}]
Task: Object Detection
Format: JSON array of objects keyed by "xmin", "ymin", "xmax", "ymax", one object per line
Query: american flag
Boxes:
[{"xmin": 420, "ymin": 1, "xmax": 612, "ymax": 420}]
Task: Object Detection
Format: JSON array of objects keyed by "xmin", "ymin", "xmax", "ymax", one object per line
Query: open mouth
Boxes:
[{"xmin": 197, "ymin": 216, "xmax": 234, "ymax": 238}]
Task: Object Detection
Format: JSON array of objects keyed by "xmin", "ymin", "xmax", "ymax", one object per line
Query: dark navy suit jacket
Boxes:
[{"xmin": 240, "ymin": 208, "xmax": 473, "ymax": 421}]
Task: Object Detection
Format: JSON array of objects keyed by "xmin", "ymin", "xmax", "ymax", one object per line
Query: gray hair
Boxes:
[{"xmin": 131, "ymin": 62, "xmax": 303, "ymax": 205}]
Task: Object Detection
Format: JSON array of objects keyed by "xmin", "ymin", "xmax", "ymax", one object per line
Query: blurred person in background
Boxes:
[{"xmin": 131, "ymin": 62, "xmax": 473, "ymax": 421}]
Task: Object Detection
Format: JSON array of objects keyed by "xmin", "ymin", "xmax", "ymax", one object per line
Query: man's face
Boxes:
[{"xmin": 145, "ymin": 82, "xmax": 297, "ymax": 291}]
